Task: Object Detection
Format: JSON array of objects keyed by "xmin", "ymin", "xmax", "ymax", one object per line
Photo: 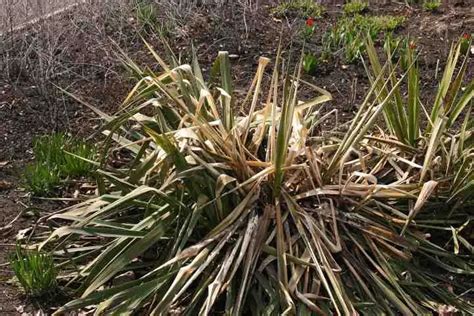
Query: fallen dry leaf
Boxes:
[
  {"xmin": 438, "ymin": 304, "xmax": 457, "ymax": 315},
  {"xmin": 16, "ymin": 227, "xmax": 32, "ymax": 240}
]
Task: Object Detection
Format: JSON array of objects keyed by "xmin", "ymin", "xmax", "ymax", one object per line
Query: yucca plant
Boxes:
[
  {"xmin": 10, "ymin": 244, "xmax": 57, "ymax": 297},
  {"xmin": 365, "ymin": 36, "xmax": 473, "ymax": 206},
  {"xmin": 38, "ymin": 41, "xmax": 473, "ymax": 315},
  {"xmin": 365, "ymin": 36, "xmax": 472, "ymax": 146}
]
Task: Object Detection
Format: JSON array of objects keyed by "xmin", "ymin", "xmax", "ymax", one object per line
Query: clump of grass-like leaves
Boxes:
[
  {"xmin": 24, "ymin": 133, "xmax": 96, "ymax": 195},
  {"xmin": 366, "ymin": 35, "xmax": 472, "ymax": 149},
  {"xmin": 272, "ymin": 0, "xmax": 325, "ymax": 18},
  {"xmin": 38, "ymin": 40, "xmax": 473, "ymax": 314},
  {"xmin": 323, "ymin": 14, "xmax": 405, "ymax": 62},
  {"xmin": 10, "ymin": 244, "xmax": 57, "ymax": 298},
  {"xmin": 365, "ymin": 35, "xmax": 473, "ymax": 207},
  {"xmin": 24, "ymin": 164, "xmax": 61, "ymax": 196},
  {"xmin": 136, "ymin": 0, "xmax": 158, "ymax": 30},
  {"xmin": 423, "ymin": 0, "xmax": 441, "ymax": 12},
  {"xmin": 343, "ymin": 0, "xmax": 368, "ymax": 15},
  {"xmin": 34, "ymin": 133, "xmax": 96, "ymax": 177},
  {"xmin": 303, "ymin": 52, "xmax": 319, "ymax": 74}
]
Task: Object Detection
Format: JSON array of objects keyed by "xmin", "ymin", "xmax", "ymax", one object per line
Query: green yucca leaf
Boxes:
[
  {"xmin": 447, "ymin": 80, "xmax": 474, "ymax": 128},
  {"xmin": 420, "ymin": 117, "xmax": 447, "ymax": 182},
  {"xmin": 217, "ymin": 51, "xmax": 234, "ymax": 130},
  {"xmin": 406, "ymin": 45, "xmax": 420, "ymax": 144}
]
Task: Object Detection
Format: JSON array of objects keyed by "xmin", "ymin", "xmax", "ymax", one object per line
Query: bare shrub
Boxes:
[{"xmin": 0, "ymin": 0, "xmax": 137, "ymax": 128}]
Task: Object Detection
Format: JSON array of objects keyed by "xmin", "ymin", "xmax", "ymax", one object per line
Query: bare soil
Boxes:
[{"xmin": 0, "ymin": 0, "xmax": 472, "ymax": 314}]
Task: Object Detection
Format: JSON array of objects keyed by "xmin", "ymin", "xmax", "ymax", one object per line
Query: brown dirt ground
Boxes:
[{"xmin": 0, "ymin": 0, "xmax": 473, "ymax": 314}]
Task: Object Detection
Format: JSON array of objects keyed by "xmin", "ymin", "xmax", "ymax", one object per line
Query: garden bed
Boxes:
[{"xmin": 0, "ymin": 0, "xmax": 472, "ymax": 314}]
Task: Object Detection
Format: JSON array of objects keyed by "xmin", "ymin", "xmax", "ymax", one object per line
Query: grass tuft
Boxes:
[
  {"xmin": 136, "ymin": 0, "xmax": 158, "ymax": 30},
  {"xmin": 343, "ymin": 1, "xmax": 369, "ymax": 15},
  {"xmin": 24, "ymin": 164, "xmax": 61, "ymax": 196},
  {"xmin": 323, "ymin": 14, "xmax": 405, "ymax": 62},
  {"xmin": 272, "ymin": 0, "xmax": 325, "ymax": 18},
  {"xmin": 423, "ymin": 0, "xmax": 441, "ymax": 11},
  {"xmin": 10, "ymin": 245, "xmax": 57, "ymax": 298},
  {"xmin": 23, "ymin": 133, "xmax": 96, "ymax": 195},
  {"xmin": 303, "ymin": 52, "xmax": 319, "ymax": 74}
]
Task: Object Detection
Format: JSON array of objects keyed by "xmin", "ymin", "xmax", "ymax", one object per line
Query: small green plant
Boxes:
[
  {"xmin": 343, "ymin": 1, "xmax": 368, "ymax": 15},
  {"xmin": 383, "ymin": 33, "xmax": 409, "ymax": 65},
  {"xmin": 33, "ymin": 133, "xmax": 96, "ymax": 177},
  {"xmin": 61, "ymin": 141, "xmax": 97, "ymax": 177},
  {"xmin": 344, "ymin": 34, "xmax": 364, "ymax": 62},
  {"xmin": 272, "ymin": 0, "xmax": 325, "ymax": 18},
  {"xmin": 136, "ymin": 1, "xmax": 157, "ymax": 29},
  {"xmin": 369, "ymin": 15, "xmax": 405, "ymax": 31},
  {"xmin": 10, "ymin": 245, "xmax": 57, "ymax": 297},
  {"xmin": 23, "ymin": 133, "xmax": 96, "ymax": 195},
  {"xmin": 33, "ymin": 133, "xmax": 66, "ymax": 167},
  {"xmin": 24, "ymin": 164, "xmax": 61, "ymax": 196},
  {"xmin": 303, "ymin": 53, "xmax": 319, "ymax": 74},
  {"xmin": 423, "ymin": 0, "xmax": 441, "ymax": 11},
  {"xmin": 324, "ymin": 14, "xmax": 405, "ymax": 63}
]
